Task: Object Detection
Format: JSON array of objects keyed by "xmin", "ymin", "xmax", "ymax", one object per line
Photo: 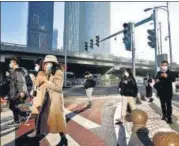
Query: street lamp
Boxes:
[{"xmin": 144, "ymin": 2, "xmax": 173, "ymax": 69}]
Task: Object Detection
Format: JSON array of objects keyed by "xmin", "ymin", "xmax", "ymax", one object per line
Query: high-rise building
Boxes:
[
  {"xmin": 63, "ymin": 2, "xmax": 111, "ymax": 54},
  {"xmin": 63, "ymin": 2, "xmax": 80, "ymax": 52},
  {"xmin": 27, "ymin": 2, "xmax": 54, "ymax": 49},
  {"xmin": 53, "ymin": 29, "xmax": 58, "ymax": 49}
]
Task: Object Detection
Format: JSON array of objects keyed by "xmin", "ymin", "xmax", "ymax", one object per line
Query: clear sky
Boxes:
[
  {"xmin": 1, "ymin": 2, "xmax": 179, "ymax": 63},
  {"xmin": 1, "ymin": 2, "xmax": 64, "ymax": 48}
]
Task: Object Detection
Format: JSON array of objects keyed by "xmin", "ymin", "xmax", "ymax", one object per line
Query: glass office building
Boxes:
[
  {"xmin": 27, "ymin": 2, "xmax": 54, "ymax": 49},
  {"xmin": 64, "ymin": 2, "xmax": 111, "ymax": 53},
  {"xmin": 63, "ymin": 2, "xmax": 80, "ymax": 52},
  {"xmin": 53, "ymin": 29, "xmax": 58, "ymax": 49}
]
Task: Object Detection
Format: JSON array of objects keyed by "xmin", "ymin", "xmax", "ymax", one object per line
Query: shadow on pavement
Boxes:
[
  {"xmin": 116, "ymin": 125, "xmax": 127, "ymax": 146},
  {"xmin": 4, "ymin": 129, "xmax": 44, "ymax": 146},
  {"xmin": 66, "ymin": 105, "xmax": 91, "ymax": 123},
  {"xmin": 128, "ymin": 127, "xmax": 154, "ymax": 146}
]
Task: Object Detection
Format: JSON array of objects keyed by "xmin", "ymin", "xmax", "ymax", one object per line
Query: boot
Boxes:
[{"xmin": 56, "ymin": 136, "xmax": 68, "ymax": 146}]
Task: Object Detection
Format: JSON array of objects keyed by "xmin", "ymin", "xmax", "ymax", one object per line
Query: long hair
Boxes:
[
  {"xmin": 125, "ymin": 68, "xmax": 134, "ymax": 78},
  {"xmin": 51, "ymin": 63, "xmax": 59, "ymax": 75}
]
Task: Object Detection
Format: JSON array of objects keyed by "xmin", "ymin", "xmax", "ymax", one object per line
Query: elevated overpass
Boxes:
[{"xmin": 1, "ymin": 42, "xmax": 179, "ymax": 77}]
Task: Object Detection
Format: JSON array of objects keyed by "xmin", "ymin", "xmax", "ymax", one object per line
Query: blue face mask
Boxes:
[{"xmin": 46, "ymin": 63, "xmax": 53, "ymax": 72}]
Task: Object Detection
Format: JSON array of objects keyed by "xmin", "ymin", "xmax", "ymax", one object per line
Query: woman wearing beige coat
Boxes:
[{"xmin": 31, "ymin": 55, "xmax": 68, "ymax": 146}]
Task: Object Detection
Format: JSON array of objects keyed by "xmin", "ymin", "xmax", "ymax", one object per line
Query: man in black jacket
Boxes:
[
  {"xmin": 7, "ymin": 57, "xmax": 27, "ymax": 125},
  {"xmin": 154, "ymin": 61, "xmax": 175, "ymax": 124},
  {"xmin": 84, "ymin": 72, "xmax": 96, "ymax": 107}
]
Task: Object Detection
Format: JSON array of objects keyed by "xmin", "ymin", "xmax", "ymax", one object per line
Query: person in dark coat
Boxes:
[
  {"xmin": 154, "ymin": 60, "xmax": 175, "ymax": 123},
  {"xmin": 7, "ymin": 57, "xmax": 28, "ymax": 125},
  {"xmin": 117, "ymin": 68, "xmax": 138, "ymax": 124},
  {"xmin": 145, "ymin": 74, "xmax": 154, "ymax": 102},
  {"xmin": 84, "ymin": 72, "xmax": 96, "ymax": 107}
]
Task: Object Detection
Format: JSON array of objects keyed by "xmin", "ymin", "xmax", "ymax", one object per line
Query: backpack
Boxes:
[{"xmin": 20, "ymin": 68, "xmax": 33, "ymax": 96}]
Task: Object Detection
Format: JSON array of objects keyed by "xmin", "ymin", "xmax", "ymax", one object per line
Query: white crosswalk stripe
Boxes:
[{"xmin": 64, "ymin": 108, "xmax": 101, "ymax": 129}]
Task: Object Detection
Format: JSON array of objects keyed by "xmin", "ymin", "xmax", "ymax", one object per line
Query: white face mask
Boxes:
[
  {"xmin": 124, "ymin": 72, "xmax": 129, "ymax": 77},
  {"xmin": 35, "ymin": 65, "xmax": 40, "ymax": 72},
  {"xmin": 9, "ymin": 63, "xmax": 13, "ymax": 69},
  {"xmin": 6, "ymin": 72, "xmax": 10, "ymax": 77},
  {"xmin": 46, "ymin": 63, "xmax": 53, "ymax": 72},
  {"xmin": 161, "ymin": 66, "xmax": 168, "ymax": 72}
]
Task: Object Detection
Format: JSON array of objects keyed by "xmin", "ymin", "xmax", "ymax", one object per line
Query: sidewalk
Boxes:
[
  {"xmin": 152, "ymin": 95, "xmax": 179, "ymax": 124},
  {"xmin": 114, "ymin": 97, "xmax": 179, "ymax": 146}
]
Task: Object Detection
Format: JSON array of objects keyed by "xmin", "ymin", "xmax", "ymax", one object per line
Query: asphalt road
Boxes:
[{"xmin": 64, "ymin": 85, "xmax": 179, "ymax": 106}]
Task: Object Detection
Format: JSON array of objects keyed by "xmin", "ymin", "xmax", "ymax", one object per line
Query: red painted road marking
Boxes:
[
  {"xmin": 16, "ymin": 119, "xmax": 35, "ymax": 138},
  {"xmin": 15, "ymin": 98, "xmax": 107, "ymax": 145},
  {"xmin": 65, "ymin": 98, "xmax": 107, "ymax": 125},
  {"xmin": 67, "ymin": 120, "xmax": 105, "ymax": 146}
]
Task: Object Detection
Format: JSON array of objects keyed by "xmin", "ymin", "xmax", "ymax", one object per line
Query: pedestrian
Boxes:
[
  {"xmin": 27, "ymin": 58, "xmax": 43, "ymax": 137},
  {"xmin": 154, "ymin": 60, "xmax": 175, "ymax": 124},
  {"xmin": 6, "ymin": 57, "xmax": 28, "ymax": 125},
  {"xmin": 34, "ymin": 55, "xmax": 67, "ymax": 146},
  {"xmin": 84, "ymin": 72, "xmax": 96, "ymax": 107},
  {"xmin": 116, "ymin": 68, "xmax": 138, "ymax": 124},
  {"xmin": 145, "ymin": 74, "xmax": 154, "ymax": 103}
]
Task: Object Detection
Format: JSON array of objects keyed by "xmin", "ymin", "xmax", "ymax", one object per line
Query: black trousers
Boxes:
[
  {"xmin": 9, "ymin": 100, "xmax": 21, "ymax": 122},
  {"xmin": 159, "ymin": 97, "xmax": 172, "ymax": 119},
  {"xmin": 9, "ymin": 100, "xmax": 28, "ymax": 123}
]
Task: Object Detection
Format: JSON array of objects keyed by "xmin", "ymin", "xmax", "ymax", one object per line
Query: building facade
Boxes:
[
  {"xmin": 27, "ymin": 2, "xmax": 54, "ymax": 49},
  {"xmin": 53, "ymin": 29, "xmax": 58, "ymax": 49},
  {"xmin": 63, "ymin": 2, "xmax": 80, "ymax": 52},
  {"xmin": 63, "ymin": 2, "xmax": 111, "ymax": 54}
]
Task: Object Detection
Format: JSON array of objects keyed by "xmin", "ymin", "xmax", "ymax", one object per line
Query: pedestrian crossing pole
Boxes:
[{"xmin": 131, "ymin": 23, "xmax": 136, "ymax": 77}]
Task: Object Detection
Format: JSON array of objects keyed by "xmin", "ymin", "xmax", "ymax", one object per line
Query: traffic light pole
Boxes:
[
  {"xmin": 167, "ymin": 2, "xmax": 173, "ymax": 70},
  {"xmin": 153, "ymin": 9, "xmax": 159, "ymax": 75},
  {"xmin": 131, "ymin": 23, "xmax": 136, "ymax": 77}
]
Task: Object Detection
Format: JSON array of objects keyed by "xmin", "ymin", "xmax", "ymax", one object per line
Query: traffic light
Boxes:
[
  {"xmin": 95, "ymin": 35, "xmax": 100, "ymax": 47},
  {"xmin": 90, "ymin": 39, "xmax": 93, "ymax": 49},
  {"xmin": 147, "ymin": 29, "xmax": 156, "ymax": 48},
  {"xmin": 122, "ymin": 22, "xmax": 132, "ymax": 51},
  {"xmin": 84, "ymin": 42, "xmax": 88, "ymax": 51}
]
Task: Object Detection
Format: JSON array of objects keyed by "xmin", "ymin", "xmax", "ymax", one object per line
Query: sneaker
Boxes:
[
  {"xmin": 161, "ymin": 116, "xmax": 167, "ymax": 121},
  {"xmin": 27, "ymin": 130, "xmax": 37, "ymax": 138},
  {"xmin": 8, "ymin": 121, "xmax": 21, "ymax": 127},
  {"xmin": 87, "ymin": 101, "xmax": 92, "ymax": 107}
]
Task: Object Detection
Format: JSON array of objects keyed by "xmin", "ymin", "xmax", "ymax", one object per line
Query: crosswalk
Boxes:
[{"xmin": 1, "ymin": 96, "xmax": 121, "ymax": 146}]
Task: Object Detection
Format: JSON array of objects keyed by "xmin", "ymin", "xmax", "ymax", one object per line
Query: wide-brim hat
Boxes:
[{"xmin": 43, "ymin": 55, "xmax": 58, "ymax": 64}]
